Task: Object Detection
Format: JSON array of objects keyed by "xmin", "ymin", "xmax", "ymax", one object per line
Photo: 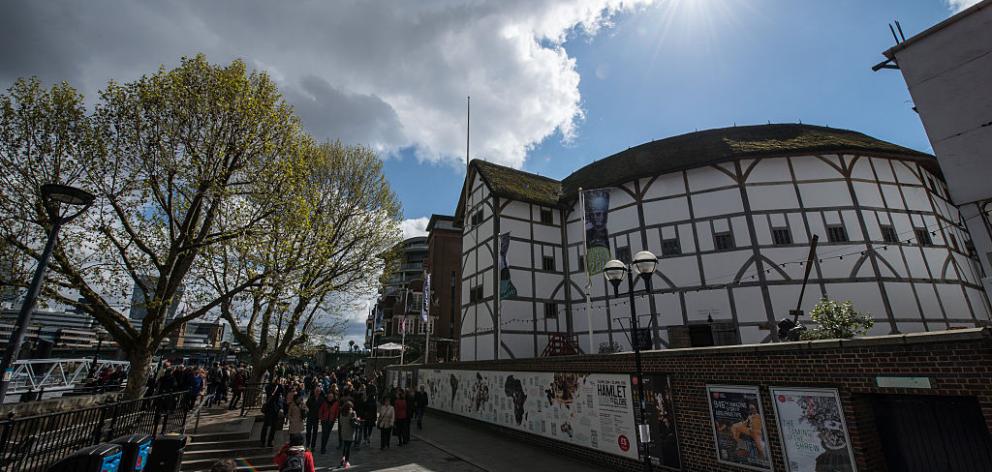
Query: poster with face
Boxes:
[
  {"xmin": 420, "ymin": 369, "xmax": 638, "ymax": 460},
  {"xmin": 583, "ymin": 189, "xmax": 610, "ymax": 275},
  {"xmin": 632, "ymin": 374, "xmax": 682, "ymax": 470},
  {"xmin": 770, "ymin": 388, "xmax": 856, "ymax": 472},
  {"xmin": 498, "ymin": 232, "xmax": 516, "ymax": 299},
  {"xmin": 706, "ymin": 385, "xmax": 772, "ymax": 471}
]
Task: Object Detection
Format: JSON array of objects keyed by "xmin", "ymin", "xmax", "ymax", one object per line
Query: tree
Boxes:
[
  {"xmin": 800, "ymin": 297, "xmax": 874, "ymax": 340},
  {"xmin": 0, "ymin": 56, "xmax": 306, "ymax": 398},
  {"xmin": 210, "ymin": 141, "xmax": 400, "ymax": 384}
]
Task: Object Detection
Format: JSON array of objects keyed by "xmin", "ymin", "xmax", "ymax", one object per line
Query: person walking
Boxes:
[
  {"xmin": 304, "ymin": 385, "xmax": 323, "ymax": 450},
  {"xmin": 318, "ymin": 391, "xmax": 339, "ymax": 455},
  {"xmin": 394, "ymin": 390, "xmax": 409, "ymax": 446},
  {"xmin": 260, "ymin": 379, "xmax": 286, "ymax": 448},
  {"xmin": 362, "ymin": 388, "xmax": 378, "ymax": 446},
  {"xmin": 337, "ymin": 401, "xmax": 358, "ymax": 469},
  {"xmin": 228, "ymin": 368, "xmax": 246, "ymax": 410},
  {"xmin": 376, "ymin": 397, "xmax": 395, "ymax": 450},
  {"xmin": 414, "ymin": 385, "xmax": 429, "ymax": 430},
  {"xmin": 287, "ymin": 388, "xmax": 307, "ymax": 440}
]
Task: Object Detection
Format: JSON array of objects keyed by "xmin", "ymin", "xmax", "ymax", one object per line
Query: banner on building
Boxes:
[
  {"xmin": 632, "ymin": 374, "xmax": 682, "ymax": 470},
  {"xmin": 498, "ymin": 232, "xmax": 517, "ymax": 299},
  {"xmin": 770, "ymin": 387, "xmax": 856, "ymax": 472},
  {"xmin": 420, "ymin": 369, "xmax": 638, "ymax": 460},
  {"xmin": 373, "ymin": 305, "xmax": 384, "ymax": 331},
  {"xmin": 582, "ymin": 189, "xmax": 611, "ymax": 275},
  {"xmin": 422, "ymin": 272, "xmax": 431, "ymax": 322},
  {"xmin": 706, "ymin": 385, "xmax": 772, "ymax": 471}
]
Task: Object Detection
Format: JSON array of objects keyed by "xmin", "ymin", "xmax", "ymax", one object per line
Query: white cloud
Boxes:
[
  {"xmin": 0, "ymin": 0, "xmax": 653, "ymax": 170},
  {"xmin": 946, "ymin": 0, "xmax": 981, "ymax": 12},
  {"xmin": 400, "ymin": 217, "xmax": 430, "ymax": 240}
]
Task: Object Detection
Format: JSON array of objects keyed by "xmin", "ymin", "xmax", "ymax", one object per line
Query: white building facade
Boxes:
[{"xmin": 456, "ymin": 124, "xmax": 991, "ymax": 361}]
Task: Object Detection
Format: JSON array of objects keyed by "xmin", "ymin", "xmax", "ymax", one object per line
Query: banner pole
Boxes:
[
  {"xmin": 579, "ymin": 188, "xmax": 594, "ymax": 355},
  {"xmin": 496, "ymin": 233, "xmax": 502, "ymax": 361}
]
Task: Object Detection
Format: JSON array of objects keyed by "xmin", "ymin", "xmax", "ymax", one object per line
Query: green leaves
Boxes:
[{"xmin": 800, "ymin": 296, "xmax": 874, "ymax": 340}]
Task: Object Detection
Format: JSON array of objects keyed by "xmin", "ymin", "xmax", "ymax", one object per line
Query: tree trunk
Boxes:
[{"xmin": 123, "ymin": 348, "xmax": 153, "ymax": 400}]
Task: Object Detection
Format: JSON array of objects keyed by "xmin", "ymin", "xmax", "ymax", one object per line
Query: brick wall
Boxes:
[{"xmin": 390, "ymin": 328, "xmax": 992, "ymax": 471}]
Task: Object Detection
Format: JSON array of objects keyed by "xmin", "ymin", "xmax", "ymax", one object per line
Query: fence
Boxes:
[
  {"xmin": 0, "ymin": 391, "xmax": 189, "ymax": 472},
  {"xmin": 239, "ymin": 383, "xmax": 265, "ymax": 417}
]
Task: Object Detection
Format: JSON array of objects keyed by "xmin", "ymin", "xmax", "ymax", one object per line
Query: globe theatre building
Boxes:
[{"xmin": 455, "ymin": 124, "xmax": 991, "ymax": 361}]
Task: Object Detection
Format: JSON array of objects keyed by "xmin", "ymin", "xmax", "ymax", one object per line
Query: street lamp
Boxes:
[
  {"xmin": 0, "ymin": 184, "xmax": 95, "ymax": 403},
  {"xmin": 604, "ymin": 250, "xmax": 657, "ymax": 472}
]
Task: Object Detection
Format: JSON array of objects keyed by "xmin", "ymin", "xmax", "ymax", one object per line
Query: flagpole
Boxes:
[
  {"xmin": 579, "ymin": 188, "xmax": 594, "ymax": 355},
  {"xmin": 400, "ymin": 318, "xmax": 406, "ymax": 366},
  {"xmin": 496, "ymin": 233, "xmax": 502, "ymax": 361}
]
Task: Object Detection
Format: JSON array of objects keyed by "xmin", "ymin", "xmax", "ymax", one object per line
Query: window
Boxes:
[
  {"xmin": 661, "ymin": 238, "xmax": 681, "ymax": 256},
  {"xmin": 470, "ymin": 210, "xmax": 483, "ymax": 226},
  {"xmin": 615, "ymin": 246, "xmax": 631, "ymax": 263},
  {"xmin": 632, "ymin": 328, "xmax": 652, "ymax": 350},
  {"xmin": 542, "ymin": 255, "xmax": 555, "ymax": 271},
  {"xmin": 880, "ymin": 225, "xmax": 898, "ymax": 243},
  {"xmin": 915, "ymin": 228, "xmax": 933, "ymax": 246},
  {"xmin": 949, "ymin": 233, "xmax": 959, "ymax": 251},
  {"xmin": 543, "ymin": 302, "xmax": 557, "ymax": 319},
  {"xmin": 771, "ymin": 228, "xmax": 793, "ymax": 245},
  {"xmin": 540, "ymin": 208, "xmax": 553, "ymax": 225},
  {"xmin": 965, "ymin": 240, "xmax": 977, "ymax": 258},
  {"xmin": 688, "ymin": 325, "xmax": 715, "ymax": 347},
  {"xmin": 826, "ymin": 225, "xmax": 848, "ymax": 243},
  {"xmin": 469, "ymin": 285, "xmax": 484, "ymax": 304},
  {"xmin": 577, "ymin": 254, "xmax": 585, "ymax": 273},
  {"xmin": 410, "ymin": 293, "xmax": 424, "ymax": 312},
  {"xmin": 713, "ymin": 232, "xmax": 735, "ymax": 251}
]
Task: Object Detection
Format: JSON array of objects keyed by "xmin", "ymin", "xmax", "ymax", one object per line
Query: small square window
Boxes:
[
  {"xmin": 826, "ymin": 225, "xmax": 848, "ymax": 243},
  {"xmin": 949, "ymin": 233, "xmax": 959, "ymax": 251},
  {"xmin": 615, "ymin": 246, "xmax": 631, "ymax": 263},
  {"xmin": 542, "ymin": 255, "xmax": 555, "ymax": 271},
  {"xmin": 543, "ymin": 302, "xmax": 557, "ymax": 319},
  {"xmin": 965, "ymin": 240, "xmax": 977, "ymax": 258},
  {"xmin": 661, "ymin": 238, "xmax": 681, "ymax": 256},
  {"xmin": 470, "ymin": 210, "xmax": 483, "ymax": 226},
  {"xmin": 470, "ymin": 285, "xmax": 484, "ymax": 304},
  {"xmin": 539, "ymin": 208, "xmax": 553, "ymax": 225},
  {"xmin": 915, "ymin": 228, "xmax": 933, "ymax": 246},
  {"xmin": 771, "ymin": 228, "xmax": 792, "ymax": 245},
  {"xmin": 714, "ymin": 233, "xmax": 735, "ymax": 251},
  {"xmin": 880, "ymin": 225, "xmax": 898, "ymax": 243}
]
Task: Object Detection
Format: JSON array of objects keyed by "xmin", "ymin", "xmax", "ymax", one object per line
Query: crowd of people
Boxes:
[
  {"xmin": 256, "ymin": 365, "xmax": 430, "ymax": 470},
  {"xmin": 142, "ymin": 359, "xmax": 254, "ymax": 410}
]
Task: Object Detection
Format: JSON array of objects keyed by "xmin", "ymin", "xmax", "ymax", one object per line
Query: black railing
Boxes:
[
  {"xmin": 240, "ymin": 383, "xmax": 265, "ymax": 417},
  {"xmin": 0, "ymin": 391, "xmax": 189, "ymax": 472}
]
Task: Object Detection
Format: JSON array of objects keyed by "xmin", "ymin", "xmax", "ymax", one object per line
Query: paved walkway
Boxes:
[{"xmin": 413, "ymin": 413, "xmax": 605, "ymax": 472}]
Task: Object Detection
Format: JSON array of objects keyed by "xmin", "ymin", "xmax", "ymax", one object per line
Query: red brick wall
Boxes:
[{"xmin": 392, "ymin": 329, "xmax": 992, "ymax": 471}]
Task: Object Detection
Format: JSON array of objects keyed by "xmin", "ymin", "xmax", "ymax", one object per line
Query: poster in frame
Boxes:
[
  {"xmin": 706, "ymin": 385, "xmax": 773, "ymax": 471},
  {"xmin": 769, "ymin": 387, "xmax": 857, "ymax": 472},
  {"xmin": 632, "ymin": 374, "xmax": 682, "ymax": 470}
]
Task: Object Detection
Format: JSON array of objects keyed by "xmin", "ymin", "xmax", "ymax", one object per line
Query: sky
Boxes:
[{"xmin": 0, "ymin": 0, "xmax": 979, "ymax": 349}]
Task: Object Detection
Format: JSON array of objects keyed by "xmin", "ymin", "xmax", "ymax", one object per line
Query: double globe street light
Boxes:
[
  {"xmin": 0, "ymin": 184, "xmax": 95, "ymax": 403},
  {"xmin": 604, "ymin": 250, "xmax": 658, "ymax": 472}
]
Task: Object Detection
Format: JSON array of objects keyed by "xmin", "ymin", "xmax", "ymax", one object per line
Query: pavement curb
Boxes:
[{"xmin": 413, "ymin": 432, "xmax": 493, "ymax": 472}]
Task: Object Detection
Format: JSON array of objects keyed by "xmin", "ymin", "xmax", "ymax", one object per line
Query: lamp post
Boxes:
[
  {"xmin": 604, "ymin": 250, "xmax": 657, "ymax": 472},
  {"xmin": 0, "ymin": 184, "xmax": 94, "ymax": 403}
]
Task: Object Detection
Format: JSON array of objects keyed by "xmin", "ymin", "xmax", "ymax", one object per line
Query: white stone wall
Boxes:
[{"xmin": 459, "ymin": 154, "xmax": 992, "ymax": 361}]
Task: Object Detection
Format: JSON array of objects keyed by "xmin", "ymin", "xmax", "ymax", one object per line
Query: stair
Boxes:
[{"xmin": 181, "ymin": 413, "xmax": 276, "ymax": 472}]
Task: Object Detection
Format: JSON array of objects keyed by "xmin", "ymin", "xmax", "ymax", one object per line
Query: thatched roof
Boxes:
[{"xmin": 457, "ymin": 124, "xmax": 936, "ymax": 213}]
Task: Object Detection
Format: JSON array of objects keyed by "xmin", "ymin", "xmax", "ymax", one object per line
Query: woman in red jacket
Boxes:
[
  {"xmin": 393, "ymin": 390, "xmax": 409, "ymax": 446},
  {"xmin": 274, "ymin": 433, "xmax": 315, "ymax": 472},
  {"xmin": 318, "ymin": 391, "xmax": 339, "ymax": 454}
]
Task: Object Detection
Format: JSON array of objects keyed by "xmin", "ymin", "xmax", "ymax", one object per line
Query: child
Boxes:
[
  {"xmin": 337, "ymin": 401, "xmax": 359, "ymax": 469},
  {"xmin": 274, "ymin": 433, "xmax": 315, "ymax": 472}
]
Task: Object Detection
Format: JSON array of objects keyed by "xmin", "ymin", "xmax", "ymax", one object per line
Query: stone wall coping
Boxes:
[{"xmin": 395, "ymin": 328, "xmax": 990, "ymax": 370}]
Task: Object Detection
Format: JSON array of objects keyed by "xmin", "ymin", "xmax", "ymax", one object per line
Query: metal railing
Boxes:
[
  {"xmin": 0, "ymin": 391, "xmax": 189, "ymax": 472},
  {"xmin": 240, "ymin": 383, "xmax": 265, "ymax": 417},
  {"xmin": 4, "ymin": 358, "xmax": 131, "ymax": 399}
]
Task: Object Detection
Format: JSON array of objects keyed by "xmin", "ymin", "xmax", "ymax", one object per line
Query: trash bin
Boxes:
[
  {"xmin": 111, "ymin": 434, "xmax": 153, "ymax": 472},
  {"xmin": 48, "ymin": 443, "xmax": 123, "ymax": 472},
  {"xmin": 144, "ymin": 434, "xmax": 187, "ymax": 472}
]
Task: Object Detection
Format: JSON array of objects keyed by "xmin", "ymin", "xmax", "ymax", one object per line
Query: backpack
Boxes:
[{"xmin": 281, "ymin": 453, "xmax": 305, "ymax": 472}]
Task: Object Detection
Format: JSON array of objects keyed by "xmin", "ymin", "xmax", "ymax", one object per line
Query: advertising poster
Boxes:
[
  {"xmin": 706, "ymin": 385, "xmax": 772, "ymax": 471},
  {"xmin": 420, "ymin": 369, "xmax": 639, "ymax": 460},
  {"xmin": 632, "ymin": 374, "xmax": 682, "ymax": 470},
  {"xmin": 770, "ymin": 387, "xmax": 856, "ymax": 472}
]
